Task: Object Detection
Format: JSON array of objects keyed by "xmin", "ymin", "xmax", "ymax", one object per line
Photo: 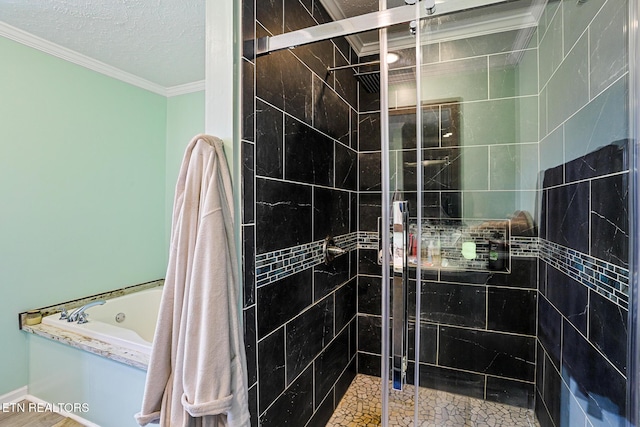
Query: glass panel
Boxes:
[
  {"xmin": 397, "ymin": 0, "xmax": 630, "ymax": 426},
  {"xmin": 352, "ymin": 1, "xmax": 634, "ymax": 426},
  {"xmin": 381, "ymin": 4, "xmax": 424, "ymax": 425},
  {"xmin": 407, "ymin": 2, "xmax": 542, "ymax": 425},
  {"xmin": 377, "ymin": 4, "xmax": 418, "ymax": 425}
]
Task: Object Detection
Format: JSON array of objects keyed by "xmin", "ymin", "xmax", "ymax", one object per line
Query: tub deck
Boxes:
[
  {"xmin": 23, "ymin": 321, "xmax": 150, "ymax": 370},
  {"xmin": 19, "ymin": 280, "xmax": 163, "ymax": 370}
]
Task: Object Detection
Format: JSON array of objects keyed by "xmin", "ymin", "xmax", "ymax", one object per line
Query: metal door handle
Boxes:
[{"xmin": 392, "ymin": 201, "xmax": 409, "ymax": 390}]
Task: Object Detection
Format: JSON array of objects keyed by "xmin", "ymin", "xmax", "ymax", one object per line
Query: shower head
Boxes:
[
  {"xmin": 327, "ymin": 60, "xmax": 381, "ymax": 94},
  {"xmin": 354, "ymin": 71, "xmax": 380, "ymax": 93},
  {"xmin": 328, "ymin": 55, "xmax": 406, "ymax": 95}
]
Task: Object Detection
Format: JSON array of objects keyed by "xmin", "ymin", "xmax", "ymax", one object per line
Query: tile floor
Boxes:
[{"xmin": 327, "ymin": 374, "xmax": 540, "ymax": 427}]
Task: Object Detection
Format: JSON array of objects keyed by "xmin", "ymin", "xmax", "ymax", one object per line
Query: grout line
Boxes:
[
  {"xmin": 540, "ymin": 70, "xmax": 628, "ymax": 137},
  {"xmin": 538, "ymin": 291, "xmax": 626, "ymax": 380},
  {"xmin": 542, "ymin": 169, "xmax": 629, "ymax": 191},
  {"xmin": 259, "ymin": 318, "xmax": 358, "ymax": 420},
  {"xmin": 358, "ymin": 312, "xmax": 538, "ymax": 339}
]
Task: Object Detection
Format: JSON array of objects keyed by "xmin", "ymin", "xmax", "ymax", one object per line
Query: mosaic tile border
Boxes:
[
  {"xmin": 255, "ymin": 241, "xmax": 323, "ymax": 287},
  {"xmin": 510, "ymin": 236, "xmax": 540, "ymax": 258},
  {"xmin": 358, "ymin": 231, "xmax": 379, "ymax": 250},
  {"xmin": 539, "ymin": 239, "xmax": 629, "ymax": 309},
  {"xmin": 255, "ymin": 232, "xmax": 363, "ymax": 287},
  {"xmin": 255, "ymin": 232, "xmax": 539, "ymax": 287},
  {"xmin": 335, "ymin": 232, "xmax": 359, "ymax": 252},
  {"xmin": 254, "ymin": 233, "xmax": 630, "ymax": 310}
]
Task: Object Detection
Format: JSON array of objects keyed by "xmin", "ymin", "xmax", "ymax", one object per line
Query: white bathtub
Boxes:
[{"xmin": 42, "ymin": 287, "xmax": 162, "ymax": 356}]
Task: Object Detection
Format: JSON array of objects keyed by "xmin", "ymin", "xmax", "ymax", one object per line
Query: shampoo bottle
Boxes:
[
  {"xmin": 488, "ymin": 232, "xmax": 506, "ymax": 270},
  {"xmin": 427, "ymin": 240, "xmax": 434, "ymax": 265}
]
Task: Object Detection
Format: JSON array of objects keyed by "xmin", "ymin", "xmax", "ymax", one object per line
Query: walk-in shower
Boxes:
[{"xmin": 241, "ymin": 0, "xmax": 637, "ymax": 425}]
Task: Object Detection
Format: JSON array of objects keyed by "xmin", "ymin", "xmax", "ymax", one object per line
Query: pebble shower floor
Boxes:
[{"xmin": 327, "ymin": 374, "xmax": 539, "ymax": 427}]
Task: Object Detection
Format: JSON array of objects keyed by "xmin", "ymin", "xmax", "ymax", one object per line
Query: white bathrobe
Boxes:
[{"xmin": 136, "ymin": 135, "xmax": 250, "ymax": 427}]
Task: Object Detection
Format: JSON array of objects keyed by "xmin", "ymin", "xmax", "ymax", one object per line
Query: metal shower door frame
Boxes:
[{"xmin": 254, "ymin": 0, "xmax": 510, "ymax": 56}]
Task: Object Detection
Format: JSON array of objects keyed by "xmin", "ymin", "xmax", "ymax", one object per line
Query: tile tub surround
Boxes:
[
  {"xmin": 19, "ymin": 280, "xmax": 163, "ymax": 370},
  {"xmin": 327, "ymin": 374, "xmax": 539, "ymax": 427}
]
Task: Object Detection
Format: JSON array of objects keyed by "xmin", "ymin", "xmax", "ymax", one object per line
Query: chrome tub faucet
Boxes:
[{"xmin": 59, "ymin": 300, "xmax": 106, "ymax": 323}]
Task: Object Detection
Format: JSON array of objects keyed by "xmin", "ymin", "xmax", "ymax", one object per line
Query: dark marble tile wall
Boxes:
[
  {"xmin": 537, "ymin": 161, "xmax": 630, "ymax": 426},
  {"xmin": 357, "ymin": 256, "xmax": 539, "ymax": 408},
  {"xmin": 244, "ymin": 1, "xmax": 631, "ymax": 425},
  {"xmin": 536, "ymin": 1, "xmax": 630, "ymax": 424},
  {"xmin": 536, "ymin": 264, "xmax": 628, "ymax": 427},
  {"xmin": 540, "ymin": 143, "xmax": 629, "ymax": 269},
  {"xmin": 241, "ymin": 0, "xmax": 359, "ymax": 425}
]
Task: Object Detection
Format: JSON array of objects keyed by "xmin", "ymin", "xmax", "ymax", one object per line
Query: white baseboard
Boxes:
[
  {"xmin": 0, "ymin": 386, "xmax": 28, "ymax": 404},
  {"xmin": 25, "ymin": 394, "xmax": 101, "ymax": 427}
]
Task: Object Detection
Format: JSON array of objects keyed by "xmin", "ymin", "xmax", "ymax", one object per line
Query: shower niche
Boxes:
[
  {"xmin": 380, "ymin": 215, "xmax": 512, "ymax": 273},
  {"xmin": 385, "ymin": 100, "xmax": 514, "ymax": 273}
]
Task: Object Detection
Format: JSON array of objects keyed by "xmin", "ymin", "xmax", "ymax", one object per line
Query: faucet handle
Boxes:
[
  {"xmin": 59, "ymin": 308, "xmax": 68, "ymax": 320},
  {"xmin": 323, "ymin": 236, "xmax": 346, "ymax": 264},
  {"xmin": 77, "ymin": 312, "xmax": 89, "ymax": 324}
]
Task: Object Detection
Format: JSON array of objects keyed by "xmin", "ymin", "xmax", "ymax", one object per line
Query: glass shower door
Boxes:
[{"xmin": 381, "ymin": 0, "xmax": 543, "ymax": 425}]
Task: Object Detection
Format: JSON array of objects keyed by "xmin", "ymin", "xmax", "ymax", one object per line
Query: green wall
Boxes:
[
  {"xmin": 28, "ymin": 335, "xmax": 146, "ymax": 427},
  {"xmin": 165, "ymin": 91, "xmax": 206, "ymax": 253},
  {"xmin": 0, "ymin": 36, "xmax": 204, "ymax": 397}
]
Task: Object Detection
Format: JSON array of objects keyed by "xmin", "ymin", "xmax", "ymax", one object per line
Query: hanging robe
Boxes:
[{"xmin": 136, "ymin": 134, "xmax": 250, "ymax": 427}]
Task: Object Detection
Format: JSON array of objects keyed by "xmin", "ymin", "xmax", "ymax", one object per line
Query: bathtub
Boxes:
[{"xmin": 42, "ymin": 287, "xmax": 162, "ymax": 356}]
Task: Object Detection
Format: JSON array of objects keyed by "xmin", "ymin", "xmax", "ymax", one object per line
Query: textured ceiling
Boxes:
[
  {"xmin": 0, "ymin": 0, "xmax": 205, "ymax": 88},
  {"xmin": 0, "ymin": 0, "xmax": 530, "ymax": 90}
]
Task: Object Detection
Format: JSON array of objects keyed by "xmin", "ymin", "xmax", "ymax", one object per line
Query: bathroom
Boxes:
[{"xmin": 0, "ymin": 0, "xmax": 637, "ymax": 426}]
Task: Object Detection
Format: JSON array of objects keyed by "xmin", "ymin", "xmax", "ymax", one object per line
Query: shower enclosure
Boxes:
[{"xmin": 241, "ymin": 0, "xmax": 636, "ymax": 425}]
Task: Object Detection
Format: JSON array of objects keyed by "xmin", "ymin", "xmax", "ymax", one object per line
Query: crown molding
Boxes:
[
  {"xmin": 0, "ymin": 21, "xmax": 169, "ymax": 96},
  {"xmin": 166, "ymin": 80, "xmax": 205, "ymax": 97}
]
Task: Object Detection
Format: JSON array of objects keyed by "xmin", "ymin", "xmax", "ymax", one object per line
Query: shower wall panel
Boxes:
[
  {"xmin": 536, "ymin": 1, "xmax": 629, "ymax": 426},
  {"xmin": 241, "ymin": 1, "xmax": 359, "ymax": 426}
]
